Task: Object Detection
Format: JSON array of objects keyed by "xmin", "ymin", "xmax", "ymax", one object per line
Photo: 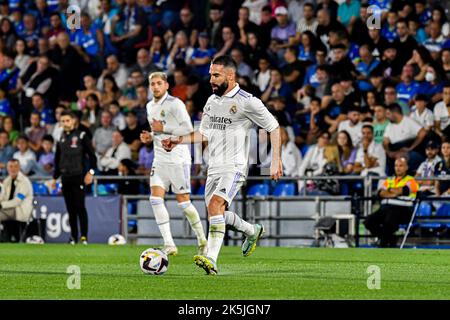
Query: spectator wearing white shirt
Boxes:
[
  {"xmin": 294, "ymin": 2, "xmax": 318, "ymax": 41},
  {"xmin": 338, "ymin": 107, "xmax": 363, "ymax": 147},
  {"xmin": 433, "ymin": 83, "xmax": 450, "ymax": 139},
  {"xmin": 261, "ymin": 127, "xmax": 302, "ymax": 177},
  {"xmin": 98, "ymin": 130, "xmax": 131, "ymax": 175},
  {"xmin": 410, "ymin": 94, "xmax": 434, "ymax": 130},
  {"xmin": 298, "ymin": 131, "xmax": 330, "ymax": 191},
  {"xmin": 383, "ymin": 103, "xmax": 427, "ymax": 174},
  {"xmin": 242, "ymin": 0, "xmax": 268, "ymax": 25},
  {"xmin": 354, "ymin": 125, "xmax": 386, "ymax": 176},
  {"xmin": 253, "ymin": 56, "xmax": 271, "ymax": 92},
  {"xmin": 415, "ymin": 140, "xmax": 442, "ymax": 195},
  {"xmin": 12, "ymin": 136, "xmax": 36, "ymax": 175},
  {"xmin": 97, "ymin": 55, "xmax": 128, "ymax": 91}
]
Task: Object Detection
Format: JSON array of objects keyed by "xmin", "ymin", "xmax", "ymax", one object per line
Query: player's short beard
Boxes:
[{"xmin": 212, "ymin": 81, "xmax": 229, "ymax": 96}]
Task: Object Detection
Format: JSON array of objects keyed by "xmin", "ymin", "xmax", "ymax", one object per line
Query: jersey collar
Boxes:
[
  {"xmin": 152, "ymin": 92, "xmax": 169, "ymax": 105},
  {"xmin": 223, "ymin": 84, "xmax": 240, "ymax": 98}
]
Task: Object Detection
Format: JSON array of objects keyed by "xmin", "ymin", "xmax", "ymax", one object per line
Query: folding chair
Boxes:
[
  {"xmin": 400, "ymin": 200, "xmax": 421, "ymax": 249},
  {"xmin": 20, "ymin": 199, "xmax": 41, "ymax": 242}
]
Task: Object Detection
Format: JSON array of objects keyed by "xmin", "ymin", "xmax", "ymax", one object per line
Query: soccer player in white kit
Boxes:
[
  {"xmin": 162, "ymin": 56, "xmax": 282, "ymax": 275},
  {"xmin": 140, "ymin": 72, "xmax": 207, "ymax": 256}
]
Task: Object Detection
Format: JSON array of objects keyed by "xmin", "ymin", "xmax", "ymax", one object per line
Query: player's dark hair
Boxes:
[
  {"xmin": 61, "ymin": 110, "xmax": 76, "ymax": 118},
  {"xmin": 43, "ymin": 134, "xmax": 54, "ymax": 143},
  {"xmin": 387, "ymin": 103, "xmax": 402, "ymax": 114},
  {"xmin": 211, "ymin": 55, "xmax": 237, "ymax": 71},
  {"xmin": 362, "ymin": 124, "xmax": 374, "ymax": 132}
]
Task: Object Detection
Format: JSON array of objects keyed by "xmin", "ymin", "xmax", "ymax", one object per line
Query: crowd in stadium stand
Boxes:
[{"xmin": 0, "ymin": 0, "xmax": 449, "ymax": 196}]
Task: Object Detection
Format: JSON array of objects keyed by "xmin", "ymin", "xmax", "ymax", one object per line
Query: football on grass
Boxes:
[
  {"xmin": 108, "ymin": 234, "xmax": 126, "ymax": 245},
  {"xmin": 139, "ymin": 248, "xmax": 169, "ymax": 275}
]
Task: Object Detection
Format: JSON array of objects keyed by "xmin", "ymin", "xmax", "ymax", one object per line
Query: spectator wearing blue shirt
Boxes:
[
  {"xmin": 356, "ymin": 44, "xmax": 380, "ymax": 92},
  {"xmin": 0, "ymin": 51, "xmax": 20, "ymax": 93},
  {"xmin": 297, "ymin": 31, "xmax": 316, "ymax": 64},
  {"xmin": 189, "ymin": 32, "xmax": 216, "ymax": 79},
  {"xmin": 417, "ymin": 63, "xmax": 445, "ymax": 104},
  {"xmin": 8, "ymin": 0, "xmax": 21, "ymax": 13},
  {"xmin": 0, "ymin": 88, "xmax": 13, "ymax": 118},
  {"xmin": 19, "ymin": 14, "xmax": 40, "ymax": 56},
  {"xmin": 381, "ymin": 11, "xmax": 398, "ymax": 43},
  {"xmin": 415, "ymin": 0, "xmax": 432, "ymax": 26},
  {"xmin": 46, "ymin": 0, "xmax": 59, "ymax": 13},
  {"xmin": 149, "ymin": 35, "xmax": 168, "ymax": 72},
  {"xmin": 34, "ymin": 0, "xmax": 51, "ymax": 32},
  {"xmin": 261, "ymin": 69, "xmax": 293, "ymax": 106},
  {"xmin": 73, "ymin": 13, "xmax": 101, "ymax": 59},
  {"xmin": 94, "ymin": 0, "xmax": 120, "ymax": 57},
  {"xmin": 0, "ymin": 131, "xmax": 14, "ymax": 176},
  {"xmin": 396, "ymin": 64, "xmax": 420, "ymax": 108},
  {"xmin": 31, "ymin": 93, "xmax": 55, "ymax": 128},
  {"xmin": 423, "ymin": 21, "xmax": 446, "ymax": 60},
  {"xmin": 408, "ymin": 19, "xmax": 427, "ymax": 44}
]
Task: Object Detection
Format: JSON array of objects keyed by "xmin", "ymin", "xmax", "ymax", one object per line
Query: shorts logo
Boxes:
[
  {"xmin": 229, "ymin": 105, "xmax": 237, "ymax": 114},
  {"xmin": 219, "ymin": 188, "xmax": 226, "ymax": 194},
  {"xmin": 179, "ymin": 186, "xmax": 184, "ymax": 191},
  {"xmin": 160, "ymin": 110, "xmax": 165, "ymax": 117}
]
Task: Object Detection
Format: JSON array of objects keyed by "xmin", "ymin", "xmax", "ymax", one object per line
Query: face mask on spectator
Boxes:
[{"xmin": 425, "ymin": 72, "xmax": 435, "ymax": 82}]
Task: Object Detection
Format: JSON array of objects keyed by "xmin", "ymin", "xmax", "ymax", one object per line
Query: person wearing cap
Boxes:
[
  {"xmin": 410, "ymin": 94, "xmax": 434, "ymax": 131},
  {"xmin": 270, "ymin": 6, "xmax": 296, "ymax": 50},
  {"xmin": 415, "ymin": 140, "xmax": 442, "ymax": 196},
  {"xmin": 189, "ymin": 32, "xmax": 216, "ymax": 79}
]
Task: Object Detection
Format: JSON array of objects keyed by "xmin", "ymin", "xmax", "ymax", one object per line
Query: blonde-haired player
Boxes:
[
  {"xmin": 162, "ymin": 56, "xmax": 282, "ymax": 274},
  {"xmin": 140, "ymin": 72, "xmax": 207, "ymax": 256}
]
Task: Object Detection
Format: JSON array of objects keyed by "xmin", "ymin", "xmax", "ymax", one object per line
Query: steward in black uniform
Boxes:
[{"xmin": 53, "ymin": 110, "xmax": 97, "ymax": 244}]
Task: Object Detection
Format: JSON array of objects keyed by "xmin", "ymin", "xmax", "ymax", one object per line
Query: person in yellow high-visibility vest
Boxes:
[{"xmin": 364, "ymin": 157, "xmax": 419, "ymax": 248}]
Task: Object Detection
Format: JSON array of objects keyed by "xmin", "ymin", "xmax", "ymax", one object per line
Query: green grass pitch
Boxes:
[{"xmin": 1, "ymin": 244, "xmax": 450, "ymax": 300}]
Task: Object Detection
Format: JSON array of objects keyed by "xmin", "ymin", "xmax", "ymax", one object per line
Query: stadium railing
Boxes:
[{"xmin": 18, "ymin": 175, "xmax": 450, "ymax": 247}]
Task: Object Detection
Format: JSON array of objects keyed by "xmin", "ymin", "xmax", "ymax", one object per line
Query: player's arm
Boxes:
[
  {"xmin": 269, "ymin": 127, "xmax": 283, "ymax": 181},
  {"xmin": 162, "ymin": 131, "xmax": 207, "ymax": 151},
  {"xmin": 151, "ymin": 99, "xmax": 194, "ymax": 136},
  {"xmin": 245, "ymin": 96, "xmax": 283, "ymax": 180}
]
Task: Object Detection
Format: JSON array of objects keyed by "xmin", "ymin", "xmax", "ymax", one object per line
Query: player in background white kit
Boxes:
[
  {"xmin": 140, "ymin": 72, "xmax": 207, "ymax": 256},
  {"xmin": 162, "ymin": 56, "xmax": 283, "ymax": 275}
]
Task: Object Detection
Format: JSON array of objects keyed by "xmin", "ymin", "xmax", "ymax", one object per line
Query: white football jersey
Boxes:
[
  {"xmin": 146, "ymin": 92, "xmax": 193, "ymax": 165},
  {"xmin": 199, "ymin": 84, "xmax": 279, "ymax": 175}
]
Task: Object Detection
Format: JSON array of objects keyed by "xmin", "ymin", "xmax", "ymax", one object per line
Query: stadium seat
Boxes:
[
  {"xmin": 196, "ymin": 184, "xmax": 205, "ymax": 195},
  {"xmin": 32, "ymin": 182, "xmax": 49, "ymax": 196},
  {"xmin": 50, "ymin": 182, "xmax": 62, "ymax": 196},
  {"xmin": 418, "ymin": 202, "xmax": 442, "ymax": 229},
  {"xmin": 436, "ymin": 204, "xmax": 450, "ymax": 217},
  {"xmin": 248, "ymin": 183, "xmax": 269, "ymax": 196},
  {"xmin": 272, "ymin": 183, "xmax": 296, "ymax": 196}
]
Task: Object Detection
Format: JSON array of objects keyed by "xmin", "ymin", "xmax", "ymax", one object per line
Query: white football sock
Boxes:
[
  {"xmin": 150, "ymin": 196, "xmax": 175, "ymax": 247},
  {"xmin": 178, "ymin": 201, "xmax": 206, "ymax": 244},
  {"xmin": 224, "ymin": 210, "xmax": 255, "ymax": 236},
  {"xmin": 207, "ymin": 215, "xmax": 225, "ymax": 262}
]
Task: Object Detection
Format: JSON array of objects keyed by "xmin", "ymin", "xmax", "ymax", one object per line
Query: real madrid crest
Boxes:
[
  {"xmin": 160, "ymin": 110, "xmax": 165, "ymax": 117},
  {"xmin": 229, "ymin": 105, "xmax": 237, "ymax": 114}
]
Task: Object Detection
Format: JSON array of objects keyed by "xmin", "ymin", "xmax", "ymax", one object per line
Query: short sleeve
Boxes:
[{"xmin": 243, "ymin": 97, "xmax": 279, "ymax": 133}]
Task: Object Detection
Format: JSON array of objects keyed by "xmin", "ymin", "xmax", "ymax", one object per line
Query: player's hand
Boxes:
[
  {"xmin": 151, "ymin": 119, "xmax": 164, "ymax": 133},
  {"xmin": 270, "ymin": 158, "xmax": 283, "ymax": 181},
  {"xmin": 162, "ymin": 136, "xmax": 182, "ymax": 151},
  {"xmin": 140, "ymin": 130, "xmax": 152, "ymax": 144},
  {"xmin": 84, "ymin": 172, "xmax": 94, "ymax": 185}
]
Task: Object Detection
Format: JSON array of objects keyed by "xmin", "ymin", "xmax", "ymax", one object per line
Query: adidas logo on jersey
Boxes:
[{"xmin": 219, "ymin": 188, "xmax": 226, "ymax": 194}]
